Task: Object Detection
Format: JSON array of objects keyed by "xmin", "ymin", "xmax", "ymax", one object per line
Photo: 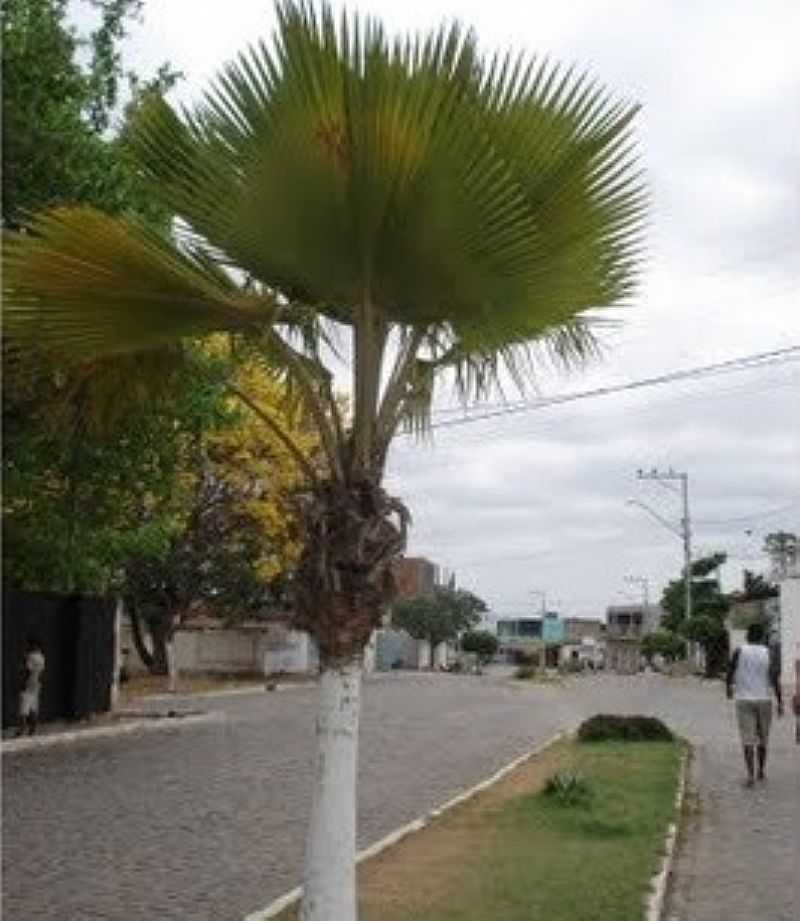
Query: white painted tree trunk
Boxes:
[
  {"xmin": 165, "ymin": 639, "xmax": 178, "ymax": 693},
  {"xmin": 300, "ymin": 663, "xmax": 361, "ymax": 921}
]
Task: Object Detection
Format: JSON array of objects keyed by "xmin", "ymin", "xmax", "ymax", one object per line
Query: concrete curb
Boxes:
[
  {"xmin": 243, "ymin": 731, "xmax": 564, "ymax": 921},
  {"xmin": 129, "ymin": 681, "xmax": 316, "ymax": 705},
  {"xmin": 645, "ymin": 747, "xmax": 690, "ymax": 921},
  {"xmin": 1, "ymin": 711, "xmax": 222, "ymax": 754}
]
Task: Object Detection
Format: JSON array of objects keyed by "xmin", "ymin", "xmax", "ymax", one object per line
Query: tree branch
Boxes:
[
  {"xmin": 374, "ymin": 327, "xmax": 426, "ymax": 466},
  {"xmin": 226, "ymin": 382, "xmax": 320, "ymax": 488},
  {"xmin": 264, "ymin": 330, "xmax": 345, "ymax": 483}
]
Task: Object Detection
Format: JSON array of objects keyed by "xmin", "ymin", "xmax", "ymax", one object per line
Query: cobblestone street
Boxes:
[{"xmin": 2, "ymin": 673, "xmax": 797, "ymax": 920}]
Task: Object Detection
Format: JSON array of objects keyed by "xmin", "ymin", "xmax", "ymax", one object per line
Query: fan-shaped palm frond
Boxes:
[
  {"xmin": 3, "ymin": 0, "xmax": 646, "ymax": 471},
  {"xmin": 3, "ymin": 207, "xmax": 280, "ymax": 358},
  {"xmin": 126, "ymin": 2, "xmax": 643, "ymax": 335}
]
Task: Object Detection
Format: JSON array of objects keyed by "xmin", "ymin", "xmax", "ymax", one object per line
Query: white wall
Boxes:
[
  {"xmin": 779, "ymin": 576, "xmax": 800, "ymax": 693},
  {"xmin": 432, "ymin": 641, "xmax": 449, "ymax": 669},
  {"xmin": 417, "ymin": 639, "xmax": 431, "ymax": 669},
  {"xmin": 262, "ymin": 629, "xmax": 318, "ymax": 675},
  {"xmin": 362, "ymin": 631, "xmax": 377, "ymax": 674},
  {"xmin": 119, "ymin": 622, "xmax": 318, "ymax": 676}
]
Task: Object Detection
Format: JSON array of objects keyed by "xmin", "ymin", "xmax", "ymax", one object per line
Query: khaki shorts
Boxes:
[{"xmin": 736, "ymin": 699, "xmax": 772, "ymax": 746}]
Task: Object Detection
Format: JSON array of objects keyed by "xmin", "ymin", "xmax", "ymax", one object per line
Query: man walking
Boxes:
[{"xmin": 726, "ymin": 623, "xmax": 783, "ymax": 786}]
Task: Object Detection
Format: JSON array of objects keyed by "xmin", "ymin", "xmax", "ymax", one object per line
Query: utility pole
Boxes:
[
  {"xmin": 624, "ymin": 575, "xmax": 650, "ymax": 609},
  {"xmin": 634, "ymin": 467, "xmax": 693, "ymax": 623},
  {"xmin": 530, "ymin": 589, "xmax": 546, "ymax": 615}
]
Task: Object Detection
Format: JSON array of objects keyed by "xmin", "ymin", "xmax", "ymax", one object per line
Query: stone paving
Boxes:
[
  {"xmin": 2, "ymin": 672, "xmax": 797, "ymax": 920},
  {"xmin": 663, "ymin": 694, "xmax": 799, "ymax": 921}
]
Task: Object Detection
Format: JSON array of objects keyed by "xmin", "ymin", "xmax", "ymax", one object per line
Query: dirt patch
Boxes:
[
  {"xmin": 119, "ymin": 672, "xmax": 266, "ymax": 700},
  {"xmin": 356, "ymin": 741, "xmax": 569, "ymax": 919}
]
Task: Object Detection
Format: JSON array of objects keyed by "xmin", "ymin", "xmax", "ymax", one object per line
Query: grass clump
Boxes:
[
  {"xmin": 578, "ymin": 714, "xmax": 674, "ymax": 743},
  {"xmin": 514, "ymin": 665, "xmax": 537, "ymax": 679},
  {"xmin": 543, "ymin": 771, "xmax": 592, "ymax": 806},
  {"xmin": 513, "ymin": 666, "xmax": 562, "ymax": 684}
]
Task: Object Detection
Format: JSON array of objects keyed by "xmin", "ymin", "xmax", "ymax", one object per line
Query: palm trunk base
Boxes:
[{"xmin": 300, "ymin": 663, "xmax": 361, "ymax": 921}]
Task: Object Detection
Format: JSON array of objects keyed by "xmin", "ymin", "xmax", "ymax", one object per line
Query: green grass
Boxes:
[
  {"xmin": 474, "ymin": 744, "xmax": 681, "ymax": 921},
  {"xmin": 359, "ymin": 739, "xmax": 683, "ymax": 921},
  {"xmin": 512, "ymin": 667, "xmax": 564, "ymax": 685},
  {"xmin": 274, "ymin": 738, "xmax": 684, "ymax": 921}
]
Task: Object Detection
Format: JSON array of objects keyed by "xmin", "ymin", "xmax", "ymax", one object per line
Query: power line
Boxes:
[
  {"xmin": 388, "ymin": 365, "xmax": 799, "ymax": 475},
  {"xmin": 694, "ymin": 500, "xmax": 800, "ymax": 526},
  {"xmin": 422, "ymin": 346, "xmax": 800, "ymax": 433}
]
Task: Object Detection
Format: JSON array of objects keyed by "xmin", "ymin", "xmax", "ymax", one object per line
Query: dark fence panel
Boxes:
[{"xmin": 2, "ymin": 590, "xmax": 115, "ymax": 728}]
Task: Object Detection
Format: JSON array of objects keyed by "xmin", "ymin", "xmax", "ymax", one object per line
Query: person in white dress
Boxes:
[{"xmin": 17, "ymin": 637, "xmax": 46, "ymax": 736}]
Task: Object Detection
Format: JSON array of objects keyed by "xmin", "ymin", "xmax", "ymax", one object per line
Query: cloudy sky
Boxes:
[{"xmin": 113, "ymin": 0, "xmax": 799, "ymax": 621}]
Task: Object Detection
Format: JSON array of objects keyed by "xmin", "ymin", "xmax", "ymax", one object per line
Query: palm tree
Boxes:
[{"xmin": 3, "ymin": 3, "xmax": 646, "ymax": 918}]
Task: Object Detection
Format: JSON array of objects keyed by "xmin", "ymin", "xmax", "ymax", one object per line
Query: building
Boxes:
[
  {"xmin": 392, "ymin": 556, "xmax": 438, "ymax": 601},
  {"xmin": 560, "ymin": 618, "xmax": 606, "ymax": 669},
  {"xmin": 563, "ymin": 618, "xmax": 605, "ymax": 644},
  {"xmin": 497, "ymin": 617, "xmax": 543, "ymax": 642},
  {"xmin": 497, "ymin": 613, "xmax": 565, "ymax": 667},
  {"xmin": 605, "ymin": 603, "xmax": 664, "ymax": 674},
  {"xmin": 374, "ymin": 555, "xmax": 449, "ymax": 670}
]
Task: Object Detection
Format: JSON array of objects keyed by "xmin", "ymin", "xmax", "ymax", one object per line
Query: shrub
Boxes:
[
  {"xmin": 543, "ymin": 771, "xmax": 592, "ymax": 806},
  {"xmin": 514, "ymin": 665, "xmax": 538, "ymax": 680},
  {"xmin": 461, "ymin": 630, "xmax": 499, "ymax": 664},
  {"xmin": 577, "ymin": 714, "xmax": 674, "ymax": 742}
]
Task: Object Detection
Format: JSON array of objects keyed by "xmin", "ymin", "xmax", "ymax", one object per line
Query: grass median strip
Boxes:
[{"xmin": 276, "ymin": 734, "xmax": 684, "ymax": 921}]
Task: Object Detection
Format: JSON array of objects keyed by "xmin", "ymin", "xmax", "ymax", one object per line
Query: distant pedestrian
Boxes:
[
  {"xmin": 793, "ymin": 658, "xmax": 800, "ymax": 745},
  {"xmin": 17, "ymin": 637, "xmax": 46, "ymax": 737},
  {"xmin": 726, "ymin": 622, "xmax": 783, "ymax": 786}
]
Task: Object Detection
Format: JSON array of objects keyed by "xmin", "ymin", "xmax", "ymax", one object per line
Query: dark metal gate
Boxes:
[{"xmin": 2, "ymin": 590, "xmax": 115, "ymax": 728}]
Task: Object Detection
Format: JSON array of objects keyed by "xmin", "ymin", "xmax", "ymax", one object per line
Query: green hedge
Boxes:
[{"xmin": 577, "ymin": 714, "xmax": 674, "ymax": 742}]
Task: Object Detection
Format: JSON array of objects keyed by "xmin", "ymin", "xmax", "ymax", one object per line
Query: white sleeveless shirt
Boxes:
[{"xmin": 734, "ymin": 643, "xmax": 771, "ymax": 701}]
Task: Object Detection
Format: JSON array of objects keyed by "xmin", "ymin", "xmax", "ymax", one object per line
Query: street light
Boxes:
[{"xmin": 631, "ymin": 467, "xmax": 693, "ymax": 623}]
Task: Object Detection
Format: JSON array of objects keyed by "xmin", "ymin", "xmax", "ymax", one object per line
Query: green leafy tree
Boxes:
[
  {"xmin": 122, "ymin": 351, "xmax": 318, "ymax": 675},
  {"xmin": 123, "ymin": 467, "xmax": 290, "ymax": 673},
  {"xmin": 739, "ymin": 569, "xmax": 778, "ymax": 601},
  {"xmin": 2, "ymin": 0, "xmax": 188, "ymax": 591},
  {"xmin": 393, "ymin": 587, "xmax": 487, "ymax": 660},
  {"xmin": 3, "ymin": 4, "xmax": 646, "ymax": 916},
  {"xmin": 640, "ymin": 630, "xmax": 686, "ymax": 665},
  {"xmin": 661, "ymin": 552, "xmax": 730, "ymax": 676},
  {"xmin": 1, "ymin": 0, "xmax": 179, "ymax": 228},
  {"xmin": 2, "ymin": 341, "xmax": 233, "ymax": 594},
  {"xmin": 460, "ymin": 629, "xmax": 499, "ymax": 666}
]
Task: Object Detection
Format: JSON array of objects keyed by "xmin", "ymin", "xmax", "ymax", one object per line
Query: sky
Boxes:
[{"xmin": 97, "ymin": 0, "xmax": 798, "ymax": 621}]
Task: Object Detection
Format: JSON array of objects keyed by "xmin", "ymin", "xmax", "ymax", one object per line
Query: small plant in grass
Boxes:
[
  {"xmin": 578, "ymin": 714, "xmax": 674, "ymax": 742},
  {"xmin": 543, "ymin": 771, "xmax": 592, "ymax": 806},
  {"xmin": 514, "ymin": 665, "xmax": 538, "ymax": 680}
]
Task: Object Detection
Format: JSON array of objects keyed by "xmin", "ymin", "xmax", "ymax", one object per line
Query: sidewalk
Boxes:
[
  {"xmin": 1, "ymin": 708, "xmax": 221, "ymax": 754},
  {"xmin": 1, "ymin": 678, "xmax": 318, "ymax": 753},
  {"xmin": 665, "ymin": 712, "xmax": 799, "ymax": 921}
]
